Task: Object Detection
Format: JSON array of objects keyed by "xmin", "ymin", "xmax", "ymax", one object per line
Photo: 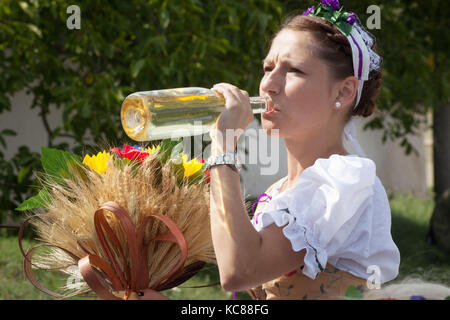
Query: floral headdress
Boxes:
[
  {"xmin": 303, "ymin": 0, "xmax": 382, "ymax": 110},
  {"xmin": 303, "ymin": 0, "xmax": 382, "ymax": 157}
]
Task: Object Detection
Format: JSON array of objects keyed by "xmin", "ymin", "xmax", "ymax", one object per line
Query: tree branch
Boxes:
[{"xmin": 39, "ymin": 108, "xmax": 53, "ymax": 147}]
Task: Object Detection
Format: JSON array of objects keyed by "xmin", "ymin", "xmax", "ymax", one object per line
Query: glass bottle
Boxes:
[{"xmin": 121, "ymin": 87, "xmax": 267, "ymax": 141}]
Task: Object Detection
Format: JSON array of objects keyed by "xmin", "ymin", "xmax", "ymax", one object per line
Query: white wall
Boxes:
[
  {"xmin": 355, "ymin": 115, "xmax": 432, "ymax": 197},
  {"xmin": 0, "ymin": 90, "xmax": 78, "ymax": 159}
]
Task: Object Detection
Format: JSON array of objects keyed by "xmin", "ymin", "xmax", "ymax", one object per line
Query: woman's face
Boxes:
[{"xmin": 259, "ymin": 29, "xmax": 338, "ymax": 140}]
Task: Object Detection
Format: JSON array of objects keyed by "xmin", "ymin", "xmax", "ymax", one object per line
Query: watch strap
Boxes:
[{"xmin": 206, "ymin": 152, "xmax": 241, "ymax": 171}]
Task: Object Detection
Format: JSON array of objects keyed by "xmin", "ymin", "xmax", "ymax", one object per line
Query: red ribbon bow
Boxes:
[{"xmin": 19, "ymin": 201, "xmax": 202, "ymax": 300}]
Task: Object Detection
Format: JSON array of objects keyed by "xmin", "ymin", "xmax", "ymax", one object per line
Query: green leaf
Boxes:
[
  {"xmin": 1, "ymin": 129, "xmax": 17, "ymax": 136},
  {"xmin": 16, "ymin": 188, "xmax": 51, "ymax": 211},
  {"xmin": 344, "ymin": 285, "xmax": 363, "ymax": 299},
  {"xmin": 17, "ymin": 167, "xmax": 31, "ymax": 184},
  {"xmin": 131, "ymin": 59, "xmax": 146, "ymax": 79},
  {"xmin": 40, "ymin": 147, "xmax": 82, "ymax": 183},
  {"xmin": 18, "ymin": 1, "xmax": 34, "ymax": 18},
  {"xmin": 27, "ymin": 24, "xmax": 42, "ymax": 38},
  {"xmin": 159, "ymin": 10, "xmax": 170, "ymax": 29},
  {"xmin": 335, "ymin": 21, "xmax": 352, "ymax": 36},
  {"xmin": 0, "ymin": 135, "xmax": 6, "ymax": 149},
  {"xmin": 157, "ymin": 138, "xmax": 183, "ymax": 163},
  {"xmin": 170, "ymin": 141, "xmax": 184, "ymax": 159},
  {"xmin": 81, "ymin": 101, "xmax": 91, "ymax": 118},
  {"xmin": 113, "ymin": 157, "xmax": 132, "ymax": 171}
]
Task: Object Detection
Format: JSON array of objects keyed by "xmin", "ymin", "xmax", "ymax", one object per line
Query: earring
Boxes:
[{"xmin": 335, "ymin": 101, "xmax": 342, "ymax": 108}]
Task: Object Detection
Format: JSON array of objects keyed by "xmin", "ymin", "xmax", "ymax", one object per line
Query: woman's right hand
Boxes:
[{"xmin": 210, "ymin": 83, "xmax": 254, "ymax": 154}]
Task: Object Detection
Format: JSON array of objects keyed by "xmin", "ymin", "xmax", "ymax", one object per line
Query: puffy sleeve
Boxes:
[{"xmin": 252, "ymin": 155, "xmax": 376, "ymax": 279}]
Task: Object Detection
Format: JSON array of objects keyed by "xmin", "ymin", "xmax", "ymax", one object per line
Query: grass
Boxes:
[
  {"xmin": 388, "ymin": 192, "xmax": 450, "ymax": 286},
  {"xmin": 1, "ymin": 192, "xmax": 449, "ymax": 299},
  {"xmin": 0, "ymin": 235, "xmax": 247, "ymax": 300}
]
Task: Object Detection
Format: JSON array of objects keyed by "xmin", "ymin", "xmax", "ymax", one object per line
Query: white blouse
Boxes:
[{"xmin": 251, "ymin": 154, "xmax": 400, "ymax": 284}]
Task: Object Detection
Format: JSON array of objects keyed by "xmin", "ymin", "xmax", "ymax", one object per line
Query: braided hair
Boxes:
[{"xmin": 275, "ymin": 15, "xmax": 382, "ymax": 118}]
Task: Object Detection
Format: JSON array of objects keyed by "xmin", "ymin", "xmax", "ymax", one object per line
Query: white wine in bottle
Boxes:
[{"xmin": 121, "ymin": 87, "xmax": 267, "ymax": 141}]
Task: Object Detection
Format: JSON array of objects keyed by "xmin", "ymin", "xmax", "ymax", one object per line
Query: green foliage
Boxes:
[
  {"xmin": 344, "ymin": 285, "xmax": 364, "ymax": 299},
  {"xmin": 157, "ymin": 138, "xmax": 184, "ymax": 163},
  {"xmin": 0, "ymin": 145, "xmax": 41, "ymax": 222},
  {"xmin": 389, "ymin": 192, "xmax": 450, "ymax": 285},
  {"xmin": 0, "ymin": 0, "xmax": 284, "ymax": 222},
  {"xmin": 40, "ymin": 146, "xmax": 82, "ymax": 182},
  {"xmin": 15, "ymin": 146, "xmax": 85, "ymax": 211},
  {"xmin": 15, "ymin": 188, "xmax": 50, "ymax": 211}
]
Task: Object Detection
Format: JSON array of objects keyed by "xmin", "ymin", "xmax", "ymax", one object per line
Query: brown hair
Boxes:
[{"xmin": 276, "ymin": 14, "xmax": 382, "ymax": 117}]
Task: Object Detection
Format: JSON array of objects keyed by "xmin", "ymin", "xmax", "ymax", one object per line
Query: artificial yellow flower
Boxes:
[
  {"xmin": 182, "ymin": 154, "xmax": 204, "ymax": 178},
  {"xmin": 82, "ymin": 151, "xmax": 113, "ymax": 175},
  {"xmin": 145, "ymin": 145, "xmax": 161, "ymax": 155}
]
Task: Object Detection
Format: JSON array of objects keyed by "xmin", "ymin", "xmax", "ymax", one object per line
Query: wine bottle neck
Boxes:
[{"xmin": 249, "ymin": 96, "xmax": 267, "ymax": 114}]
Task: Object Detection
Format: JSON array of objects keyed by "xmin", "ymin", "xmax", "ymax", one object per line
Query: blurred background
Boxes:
[{"xmin": 0, "ymin": 0, "xmax": 449, "ymax": 299}]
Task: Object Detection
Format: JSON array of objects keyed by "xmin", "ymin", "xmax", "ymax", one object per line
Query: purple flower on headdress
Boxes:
[
  {"xmin": 302, "ymin": 6, "xmax": 315, "ymax": 16},
  {"xmin": 321, "ymin": 0, "xmax": 340, "ymax": 11},
  {"xmin": 346, "ymin": 13, "xmax": 357, "ymax": 25}
]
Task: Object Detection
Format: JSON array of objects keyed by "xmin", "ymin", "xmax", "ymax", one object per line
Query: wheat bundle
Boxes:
[{"xmin": 18, "ymin": 144, "xmax": 215, "ymax": 299}]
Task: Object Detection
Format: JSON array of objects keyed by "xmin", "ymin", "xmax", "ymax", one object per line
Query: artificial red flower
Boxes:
[
  {"xmin": 110, "ymin": 145, "xmax": 150, "ymax": 163},
  {"xmin": 197, "ymin": 159, "xmax": 210, "ymax": 183},
  {"xmin": 205, "ymin": 167, "xmax": 210, "ymax": 183}
]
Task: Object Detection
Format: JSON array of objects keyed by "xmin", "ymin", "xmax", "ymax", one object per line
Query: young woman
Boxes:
[{"xmin": 208, "ymin": 1, "xmax": 400, "ymax": 300}]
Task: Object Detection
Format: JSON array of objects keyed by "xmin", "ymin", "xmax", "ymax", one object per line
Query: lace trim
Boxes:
[
  {"xmin": 283, "ymin": 208, "xmax": 325, "ymax": 273},
  {"xmin": 256, "ymin": 207, "xmax": 326, "ymax": 278},
  {"xmin": 353, "ymin": 21, "xmax": 382, "ymax": 74},
  {"xmin": 301, "ymin": 224, "xmax": 325, "ymax": 273}
]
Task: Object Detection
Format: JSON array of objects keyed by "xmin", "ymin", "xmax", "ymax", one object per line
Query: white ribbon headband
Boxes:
[{"xmin": 345, "ymin": 17, "xmax": 382, "ymax": 109}]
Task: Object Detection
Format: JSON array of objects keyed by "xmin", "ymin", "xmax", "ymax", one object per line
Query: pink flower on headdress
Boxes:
[
  {"xmin": 321, "ymin": 0, "xmax": 341, "ymax": 11},
  {"xmin": 302, "ymin": 6, "xmax": 315, "ymax": 16}
]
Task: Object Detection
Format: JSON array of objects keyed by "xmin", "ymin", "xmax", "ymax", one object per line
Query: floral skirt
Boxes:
[{"xmin": 246, "ymin": 264, "xmax": 366, "ymax": 300}]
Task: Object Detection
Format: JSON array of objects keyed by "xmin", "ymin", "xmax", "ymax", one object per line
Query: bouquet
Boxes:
[{"xmin": 16, "ymin": 139, "xmax": 215, "ymax": 300}]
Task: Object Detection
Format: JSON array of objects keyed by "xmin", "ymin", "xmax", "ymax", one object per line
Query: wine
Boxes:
[{"xmin": 121, "ymin": 87, "xmax": 267, "ymax": 141}]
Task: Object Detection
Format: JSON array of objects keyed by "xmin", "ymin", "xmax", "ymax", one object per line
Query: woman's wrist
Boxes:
[
  {"xmin": 210, "ymin": 132, "xmax": 238, "ymax": 156},
  {"xmin": 211, "ymin": 144, "xmax": 236, "ymax": 156}
]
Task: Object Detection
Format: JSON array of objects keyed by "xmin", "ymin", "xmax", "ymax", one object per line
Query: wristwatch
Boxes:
[{"xmin": 206, "ymin": 152, "xmax": 242, "ymax": 171}]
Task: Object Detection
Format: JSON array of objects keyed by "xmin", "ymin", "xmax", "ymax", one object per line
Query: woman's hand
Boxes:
[{"xmin": 210, "ymin": 83, "xmax": 253, "ymax": 154}]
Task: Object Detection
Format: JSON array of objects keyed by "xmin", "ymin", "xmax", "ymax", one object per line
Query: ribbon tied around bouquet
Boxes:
[{"xmin": 18, "ymin": 201, "xmax": 203, "ymax": 300}]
